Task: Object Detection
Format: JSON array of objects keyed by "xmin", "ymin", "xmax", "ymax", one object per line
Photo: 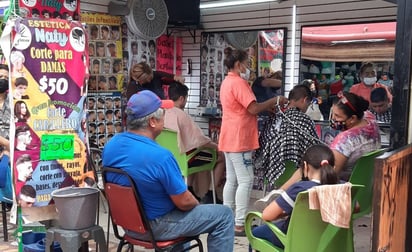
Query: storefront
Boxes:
[{"xmin": 0, "ymin": 0, "xmax": 410, "ymax": 250}]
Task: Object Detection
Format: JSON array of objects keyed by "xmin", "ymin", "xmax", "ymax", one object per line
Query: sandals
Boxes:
[{"xmin": 235, "ymin": 226, "xmax": 246, "ymax": 237}]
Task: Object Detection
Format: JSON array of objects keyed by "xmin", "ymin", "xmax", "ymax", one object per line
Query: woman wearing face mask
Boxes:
[
  {"xmin": 219, "ymin": 47, "xmax": 287, "ymax": 236},
  {"xmin": 349, "ymin": 62, "xmax": 392, "ymax": 103},
  {"xmin": 329, "ymin": 91, "xmax": 381, "ymax": 181},
  {"xmin": 278, "ymin": 91, "xmax": 380, "ymax": 192},
  {"xmin": 0, "ymin": 64, "xmax": 10, "ymax": 154}
]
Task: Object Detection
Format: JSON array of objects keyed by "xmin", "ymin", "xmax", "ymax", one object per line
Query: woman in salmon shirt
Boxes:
[
  {"xmin": 349, "ymin": 62, "xmax": 392, "ymax": 104},
  {"xmin": 218, "ymin": 47, "xmax": 286, "ymax": 236}
]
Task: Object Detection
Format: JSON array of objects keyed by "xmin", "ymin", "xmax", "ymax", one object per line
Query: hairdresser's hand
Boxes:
[
  {"xmin": 277, "ymin": 96, "xmax": 288, "ymax": 107},
  {"xmin": 174, "ymin": 75, "xmax": 185, "ymax": 84},
  {"xmin": 268, "ymin": 96, "xmax": 288, "ymax": 113}
]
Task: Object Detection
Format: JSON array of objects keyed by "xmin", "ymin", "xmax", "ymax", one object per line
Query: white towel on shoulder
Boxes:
[{"xmin": 308, "ymin": 183, "xmax": 352, "ymax": 228}]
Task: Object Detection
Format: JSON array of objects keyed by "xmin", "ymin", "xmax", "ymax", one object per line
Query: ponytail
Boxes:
[
  {"xmin": 302, "ymin": 144, "xmax": 339, "ymax": 185},
  {"xmin": 320, "ymin": 163, "xmax": 339, "ymax": 185}
]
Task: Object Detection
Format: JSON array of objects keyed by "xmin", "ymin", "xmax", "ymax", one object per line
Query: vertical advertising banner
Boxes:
[
  {"xmin": 156, "ymin": 35, "xmax": 182, "ymax": 75},
  {"xmin": 10, "ymin": 18, "xmax": 89, "ymax": 209},
  {"xmin": 18, "ymin": 0, "xmax": 80, "ymax": 21},
  {"xmin": 156, "ymin": 35, "xmax": 182, "ymax": 98}
]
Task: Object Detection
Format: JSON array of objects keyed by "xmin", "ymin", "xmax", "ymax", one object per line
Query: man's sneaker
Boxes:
[{"xmin": 254, "ymin": 189, "xmax": 284, "ymax": 212}]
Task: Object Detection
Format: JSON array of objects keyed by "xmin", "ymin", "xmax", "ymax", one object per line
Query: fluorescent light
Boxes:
[{"xmin": 200, "ymin": 0, "xmax": 276, "ymax": 9}]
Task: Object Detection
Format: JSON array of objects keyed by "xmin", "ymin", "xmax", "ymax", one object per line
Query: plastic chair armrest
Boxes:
[
  {"xmin": 186, "ymin": 147, "xmax": 216, "ymax": 161},
  {"xmin": 185, "ymin": 147, "xmax": 217, "ymax": 168},
  {"xmin": 245, "ymin": 211, "xmax": 287, "ymax": 251}
]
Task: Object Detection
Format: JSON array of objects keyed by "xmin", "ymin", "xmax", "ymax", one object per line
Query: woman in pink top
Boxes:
[
  {"xmin": 282, "ymin": 91, "xmax": 381, "ymax": 185},
  {"xmin": 219, "ymin": 48, "xmax": 283, "ymax": 236},
  {"xmin": 329, "ymin": 91, "xmax": 381, "ymax": 180}
]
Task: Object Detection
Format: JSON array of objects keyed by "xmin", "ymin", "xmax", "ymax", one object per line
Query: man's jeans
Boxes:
[{"xmin": 147, "ymin": 204, "xmax": 234, "ymax": 251}]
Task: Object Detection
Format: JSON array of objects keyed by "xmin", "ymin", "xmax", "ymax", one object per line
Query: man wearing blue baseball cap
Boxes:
[{"xmin": 102, "ymin": 90, "xmax": 234, "ymax": 251}]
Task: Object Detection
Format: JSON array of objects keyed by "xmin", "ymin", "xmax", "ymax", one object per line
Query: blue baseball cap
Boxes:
[{"xmin": 127, "ymin": 90, "xmax": 173, "ymax": 119}]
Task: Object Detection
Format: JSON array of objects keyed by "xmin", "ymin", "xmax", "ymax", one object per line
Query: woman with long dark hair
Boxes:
[{"xmin": 14, "ymin": 100, "xmax": 31, "ymax": 123}]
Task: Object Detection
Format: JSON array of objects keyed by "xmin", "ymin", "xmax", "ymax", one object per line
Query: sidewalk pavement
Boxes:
[{"xmin": 0, "ymin": 195, "xmax": 372, "ymax": 251}]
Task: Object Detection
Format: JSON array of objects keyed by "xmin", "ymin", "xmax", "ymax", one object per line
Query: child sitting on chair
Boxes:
[{"xmin": 250, "ymin": 144, "xmax": 339, "ymax": 250}]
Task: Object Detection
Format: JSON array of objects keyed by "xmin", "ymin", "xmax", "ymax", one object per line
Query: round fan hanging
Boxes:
[
  {"xmin": 225, "ymin": 31, "xmax": 259, "ymax": 49},
  {"xmin": 126, "ymin": 0, "xmax": 169, "ymax": 40}
]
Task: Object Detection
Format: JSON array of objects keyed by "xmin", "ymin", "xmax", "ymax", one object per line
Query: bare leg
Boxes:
[{"xmin": 192, "ymin": 172, "xmax": 211, "ymax": 198}]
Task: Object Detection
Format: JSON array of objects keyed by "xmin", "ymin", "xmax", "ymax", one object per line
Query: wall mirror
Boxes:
[
  {"xmin": 300, "ymin": 21, "xmax": 396, "ymax": 146},
  {"xmin": 199, "ymin": 29, "xmax": 287, "ymax": 113}
]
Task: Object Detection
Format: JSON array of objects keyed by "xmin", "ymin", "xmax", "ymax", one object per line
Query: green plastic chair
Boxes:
[
  {"xmin": 262, "ymin": 160, "xmax": 296, "ymax": 196},
  {"xmin": 349, "ymin": 148, "xmax": 385, "ymax": 219},
  {"xmin": 274, "ymin": 160, "xmax": 297, "ymax": 188},
  {"xmin": 245, "ymin": 184, "xmax": 362, "ymax": 252},
  {"xmin": 156, "ymin": 128, "xmax": 217, "ymax": 203}
]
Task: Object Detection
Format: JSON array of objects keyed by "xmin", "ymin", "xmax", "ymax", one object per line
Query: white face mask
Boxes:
[
  {"xmin": 363, "ymin": 77, "xmax": 377, "ymax": 86},
  {"xmin": 240, "ymin": 68, "xmax": 250, "ymax": 81}
]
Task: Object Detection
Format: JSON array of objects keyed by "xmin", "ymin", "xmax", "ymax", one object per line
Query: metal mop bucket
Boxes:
[{"xmin": 51, "ymin": 187, "xmax": 99, "ymax": 230}]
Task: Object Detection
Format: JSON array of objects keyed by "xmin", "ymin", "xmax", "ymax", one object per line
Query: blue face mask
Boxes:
[{"xmin": 330, "ymin": 119, "xmax": 347, "ymax": 131}]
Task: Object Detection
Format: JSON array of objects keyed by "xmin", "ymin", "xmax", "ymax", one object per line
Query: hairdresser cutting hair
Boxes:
[
  {"xmin": 218, "ymin": 47, "xmax": 287, "ymax": 236},
  {"xmin": 278, "ymin": 91, "xmax": 381, "ymax": 192},
  {"xmin": 254, "ymin": 83, "xmax": 320, "ymax": 192},
  {"xmin": 126, "ymin": 61, "xmax": 185, "ymax": 100}
]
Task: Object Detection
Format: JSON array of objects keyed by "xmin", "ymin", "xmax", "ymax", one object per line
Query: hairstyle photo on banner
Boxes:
[{"xmin": 18, "ymin": 0, "xmax": 80, "ymax": 20}]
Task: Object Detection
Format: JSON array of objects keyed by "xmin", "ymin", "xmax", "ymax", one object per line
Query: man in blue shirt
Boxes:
[{"xmin": 102, "ymin": 90, "xmax": 234, "ymax": 251}]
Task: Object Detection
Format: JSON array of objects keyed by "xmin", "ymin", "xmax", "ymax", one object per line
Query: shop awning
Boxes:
[{"xmin": 301, "ymin": 22, "xmax": 396, "ymax": 62}]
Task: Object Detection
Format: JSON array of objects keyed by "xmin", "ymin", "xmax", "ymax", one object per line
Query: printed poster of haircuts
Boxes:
[
  {"xmin": 200, "ymin": 32, "xmax": 227, "ymax": 109},
  {"xmin": 128, "ymin": 36, "xmax": 156, "ymax": 71},
  {"xmin": 80, "ymin": 13, "xmax": 125, "ymax": 151},
  {"xmin": 86, "ymin": 92, "xmax": 123, "ymax": 151},
  {"xmin": 81, "ymin": 13, "xmax": 123, "ymax": 93}
]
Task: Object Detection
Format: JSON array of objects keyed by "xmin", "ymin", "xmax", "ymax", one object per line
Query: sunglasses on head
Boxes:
[{"xmin": 337, "ymin": 91, "xmax": 356, "ymax": 112}]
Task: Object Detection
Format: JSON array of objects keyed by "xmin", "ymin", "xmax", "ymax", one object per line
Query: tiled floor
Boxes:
[{"xmin": 0, "ymin": 193, "xmax": 373, "ymax": 251}]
